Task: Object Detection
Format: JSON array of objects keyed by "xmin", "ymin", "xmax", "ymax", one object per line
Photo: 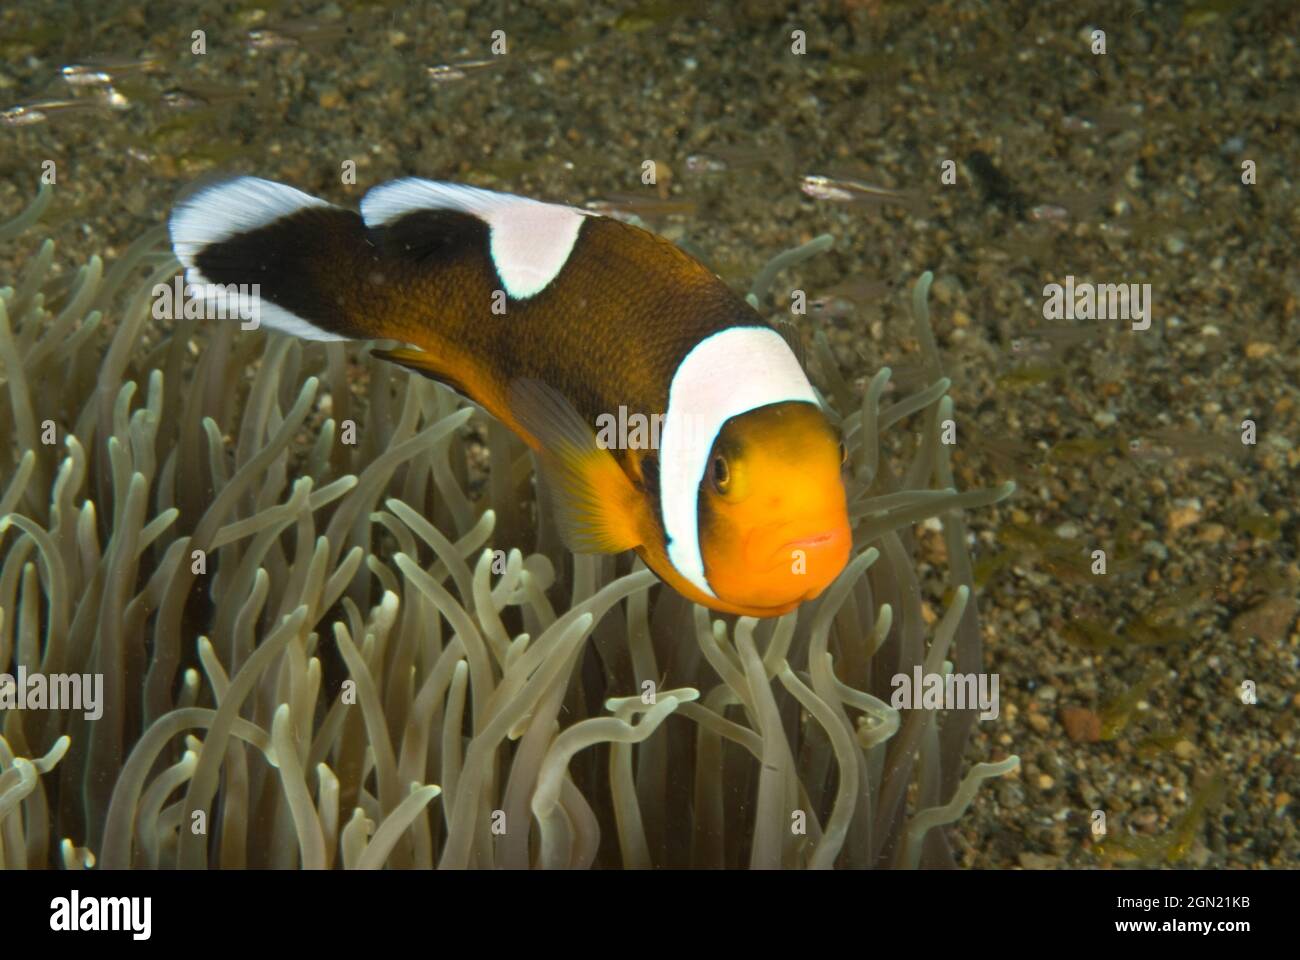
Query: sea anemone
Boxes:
[{"xmin": 0, "ymin": 182, "xmax": 1015, "ymax": 869}]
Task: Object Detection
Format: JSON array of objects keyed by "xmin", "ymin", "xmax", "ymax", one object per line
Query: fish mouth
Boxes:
[
  {"xmin": 778, "ymin": 532, "xmax": 836, "ymax": 551},
  {"xmin": 762, "ymin": 526, "xmax": 849, "ymax": 570}
]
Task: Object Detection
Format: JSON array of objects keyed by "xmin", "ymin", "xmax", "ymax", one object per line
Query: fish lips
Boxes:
[{"xmin": 745, "ymin": 522, "xmax": 852, "ymax": 599}]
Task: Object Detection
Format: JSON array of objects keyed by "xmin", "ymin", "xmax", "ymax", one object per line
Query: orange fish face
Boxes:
[{"xmin": 696, "ymin": 402, "xmax": 851, "ymax": 614}]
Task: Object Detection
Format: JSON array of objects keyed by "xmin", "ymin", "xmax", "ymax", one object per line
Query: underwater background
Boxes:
[{"xmin": 0, "ymin": 0, "xmax": 1295, "ymax": 869}]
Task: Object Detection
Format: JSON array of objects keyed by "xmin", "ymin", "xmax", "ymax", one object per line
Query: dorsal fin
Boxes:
[
  {"xmin": 361, "ymin": 178, "xmax": 594, "ymax": 300},
  {"xmin": 771, "ymin": 317, "xmax": 808, "ymax": 371}
]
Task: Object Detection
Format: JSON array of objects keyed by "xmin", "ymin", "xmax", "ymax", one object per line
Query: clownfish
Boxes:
[{"xmin": 168, "ymin": 176, "xmax": 851, "ymax": 617}]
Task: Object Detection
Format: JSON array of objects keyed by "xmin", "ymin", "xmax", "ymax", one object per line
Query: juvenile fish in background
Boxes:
[
  {"xmin": 160, "ymin": 83, "xmax": 256, "ymax": 110},
  {"xmin": 0, "ymin": 97, "xmax": 107, "ymax": 126},
  {"xmin": 1008, "ymin": 322, "xmax": 1109, "ymax": 359},
  {"xmin": 1060, "ymin": 108, "xmax": 1142, "ymax": 137},
  {"xmin": 60, "ymin": 66, "xmax": 112, "ymax": 87},
  {"xmin": 800, "ymin": 174, "xmax": 913, "ymax": 205},
  {"xmin": 247, "ymin": 20, "xmax": 351, "ymax": 51},
  {"xmin": 60, "ymin": 54, "xmax": 162, "ymax": 87},
  {"xmin": 684, "ymin": 143, "xmax": 784, "ymax": 175},
  {"xmin": 581, "ymin": 195, "xmax": 696, "ymax": 221},
  {"xmin": 808, "ymin": 295, "xmax": 857, "ymax": 321},
  {"xmin": 1027, "ymin": 204, "xmax": 1070, "ymax": 223},
  {"xmin": 168, "ymin": 176, "xmax": 852, "ymax": 617},
  {"xmin": 1126, "ymin": 429, "xmax": 1246, "ymax": 461},
  {"xmin": 804, "ymin": 274, "xmax": 888, "ymax": 323},
  {"xmin": 427, "ymin": 58, "xmax": 498, "ymax": 82},
  {"xmin": 685, "ymin": 153, "xmax": 729, "ymax": 174}
]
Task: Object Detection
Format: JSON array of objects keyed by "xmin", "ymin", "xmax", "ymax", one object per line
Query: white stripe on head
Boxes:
[
  {"xmin": 361, "ymin": 178, "xmax": 593, "ymax": 300},
  {"xmin": 169, "ymin": 176, "xmax": 346, "ymax": 340},
  {"xmin": 659, "ymin": 326, "xmax": 819, "ymax": 598}
]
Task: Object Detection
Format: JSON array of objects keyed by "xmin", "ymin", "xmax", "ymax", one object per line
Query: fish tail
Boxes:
[{"xmin": 167, "ymin": 175, "xmax": 398, "ymax": 342}]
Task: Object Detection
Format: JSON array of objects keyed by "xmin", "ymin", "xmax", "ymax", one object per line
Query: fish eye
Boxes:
[{"xmin": 710, "ymin": 455, "xmax": 730, "ymax": 493}]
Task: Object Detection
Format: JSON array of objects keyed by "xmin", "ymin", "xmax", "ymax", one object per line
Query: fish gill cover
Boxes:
[{"xmin": 0, "ymin": 182, "xmax": 1014, "ymax": 869}]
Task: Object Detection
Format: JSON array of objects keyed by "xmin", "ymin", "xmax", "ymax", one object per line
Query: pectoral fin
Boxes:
[{"xmin": 506, "ymin": 377, "xmax": 644, "ymax": 555}]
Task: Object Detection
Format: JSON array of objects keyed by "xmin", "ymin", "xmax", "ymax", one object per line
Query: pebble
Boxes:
[
  {"xmin": 1231, "ymin": 597, "xmax": 1300, "ymax": 644},
  {"xmin": 1142, "ymin": 541, "xmax": 1169, "ymax": 561},
  {"xmin": 1061, "ymin": 707, "xmax": 1102, "ymax": 743},
  {"xmin": 1166, "ymin": 502, "xmax": 1201, "ymax": 532}
]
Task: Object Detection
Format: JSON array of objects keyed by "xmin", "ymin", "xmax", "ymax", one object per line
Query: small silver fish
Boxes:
[
  {"xmin": 1009, "ymin": 336, "xmax": 1052, "ymax": 357},
  {"xmin": 247, "ymin": 29, "xmax": 293, "ymax": 50},
  {"xmin": 583, "ymin": 196, "xmax": 696, "ymax": 221},
  {"xmin": 800, "ymin": 174, "xmax": 913, "ymax": 204},
  {"xmin": 161, "ymin": 89, "xmax": 204, "ymax": 110},
  {"xmin": 247, "ymin": 21, "xmax": 349, "ymax": 51},
  {"xmin": 1128, "ymin": 431, "xmax": 1244, "ymax": 461},
  {"xmin": 800, "ymin": 175, "xmax": 858, "ymax": 202},
  {"xmin": 808, "ymin": 295, "xmax": 857, "ymax": 320},
  {"xmin": 1126, "ymin": 437, "xmax": 1173, "ymax": 460},
  {"xmin": 427, "ymin": 58, "xmax": 498, "ymax": 82},
  {"xmin": 60, "ymin": 66, "xmax": 112, "ymax": 87},
  {"xmin": 582, "ymin": 200, "xmax": 644, "ymax": 224},
  {"xmin": 60, "ymin": 54, "xmax": 161, "ymax": 87},
  {"xmin": 160, "ymin": 83, "xmax": 254, "ymax": 110},
  {"xmin": 1, "ymin": 104, "xmax": 49, "ymax": 126},
  {"xmin": 684, "ymin": 144, "xmax": 777, "ymax": 175},
  {"xmin": 0, "ymin": 98, "xmax": 102, "ymax": 126},
  {"xmin": 1028, "ymin": 204, "xmax": 1070, "ymax": 222},
  {"xmin": 685, "ymin": 153, "xmax": 728, "ymax": 174},
  {"xmin": 1009, "ymin": 324, "xmax": 1109, "ymax": 358}
]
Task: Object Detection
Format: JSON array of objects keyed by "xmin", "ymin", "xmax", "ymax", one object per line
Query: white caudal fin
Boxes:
[
  {"xmin": 169, "ymin": 176, "xmax": 332, "ymax": 270},
  {"xmin": 167, "ymin": 176, "xmax": 348, "ymax": 341}
]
